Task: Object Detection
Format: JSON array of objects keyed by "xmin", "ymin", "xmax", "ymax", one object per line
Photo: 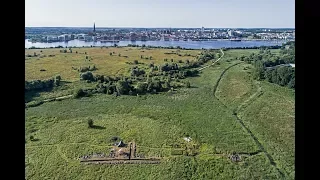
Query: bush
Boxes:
[
  {"xmin": 116, "ymin": 80, "xmax": 131, "ymax": 95},
  {"xmin": 87, "ymin": 119, "xmax": 94, "ymax": 128},
  {"xmin": 30, "ymin": 135, "xmax": 34, "ymax": 141},
  {"xmin": 186, "ymin": 81, "xmax": 191, "ymax": 88},
  {"xmin": 74, "ymin": 88, "xmax": 87, "ymax": 98},
  {"xmin": 80, "ymin": 71, "xmax": 95, "ymax": 81},
  {"xmin": 133, "ymin": 60, "xmax": 139, "ymax": 64},
  {"xmin": 135, "ymin": 82, "xmax": 147, "ymax": 94}
]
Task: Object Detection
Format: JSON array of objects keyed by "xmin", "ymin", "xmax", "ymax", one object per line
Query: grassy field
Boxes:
[
  {"xmin": 25, "ymin": 47, "xmax": 201, "ymax": 81},
  {"xmin": 215, "ymin": 52, "xmax": 295, "ymax": 179},
  {"xmin": 238, "ymin": 82, "xmax": 295, "ymax": 179},
  {"xmin": 25, "ymin": 48, "xmax": 294, "ymax": 179}
]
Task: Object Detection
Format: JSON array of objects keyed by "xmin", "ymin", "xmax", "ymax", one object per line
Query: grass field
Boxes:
[
  {"xmin": 25, "ymin": 47, "xmax": 201, "ymax": 81},
  {"xmin": 25, "ymin": 48, "xmax": 294, "ymax": 179},
  {"xmin": 215, "ymin": 52, "xmax": 295, "ymax": 179}
]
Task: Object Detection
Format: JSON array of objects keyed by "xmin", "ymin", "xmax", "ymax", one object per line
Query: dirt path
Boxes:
[
  {"xmin": 235, "ymin": 81, "xmax": 263, "ymax": 113},
  {"xmin": 212, "ymin": 62, "xmax": 285, "ymax": 178},
  {"xmin": 198, "ymin": 49, "xmax": 225, "ymax": 71}
]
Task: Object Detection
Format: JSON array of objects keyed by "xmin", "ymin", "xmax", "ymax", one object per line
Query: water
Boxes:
[{"xmin": 25, "ymin": 39, "xmax": 287, "ymax": 49}]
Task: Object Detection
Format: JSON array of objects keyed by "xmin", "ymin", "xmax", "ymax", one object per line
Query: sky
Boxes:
[{"xmin": 25, "ymin": 0, "xmax": 295, "ymax": 28}]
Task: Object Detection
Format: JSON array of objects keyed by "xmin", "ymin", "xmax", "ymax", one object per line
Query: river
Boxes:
[{"xmin": 25, "ymin": 39, "xmax": 287, "ymax": 49}]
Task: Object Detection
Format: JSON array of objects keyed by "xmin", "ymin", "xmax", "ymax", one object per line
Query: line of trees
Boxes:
[
  {"xmin": 249, "ymin": 43, "xmax": 295, "ymax": 89},
  {"xmin": 25, "ymin": 75, "xmax": 61, "ymax": 91},
  {"xmin": 74, "ymin": 50, "xmax": 218, "ymax": 98}
]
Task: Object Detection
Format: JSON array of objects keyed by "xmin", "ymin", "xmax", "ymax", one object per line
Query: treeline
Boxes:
[
  {"xmin": 224, "ymin": 45, "xmax": 282, "ymax": 50},
  {"xmin": 25, "ymin": 75, "xmax": 61, "ymax": 91},
  {"xmin": 240, "ymin": 48, "xmax": 294, "ymax": 67},
  {"xmin": 246, "ymin": 44, "xmax": 295, "ymax": 88},
  {"xmin": 74, "ymin": 74, "xmax": 191, "ymax": 98}
]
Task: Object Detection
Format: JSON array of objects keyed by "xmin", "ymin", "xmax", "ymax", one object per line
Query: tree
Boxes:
[
  {"xmin": 271, "ymin": 69, "xmax": 279, "ymax": 84},
  {"xmin": 287, "ymin": 77, "xmax": 295, "ymax": 89},
  {"xmin": 136, "ymin": 82, "xmax": 147, "ymax": 93},
  {"xmin": 74, "ymin": 88, "xmax": 87, "ymax": 98},
  {"xmin": 186, "ymin": 81, "xmax": 191, "ymax": 88},
  {"xmin": 30, "ymin": 135, "xmax": 34, "ymax": 141},
  {"xmin": 133, "ymin": 60, "xmax": 139, "ymax": 64},
  {"xmin": 277, "ymin": 66, "xmax": 293, "ymax": 86},
  {"xmin": 161, "ymin": 81, "xmax": 170, "ymax": 89},
  {"xmin": 80, "ymin": 71, "xmax": 95, "ymax": 81},
  {"xmin": 116, "ymin": 80, "xmax": 130, "ymax": 95},
  {"xmin": 110, "ymin": 52, "xmax": 112, "ymax": 56},
  {"xmin": 264, "ymin": 69, "xmax": 273, "ymax": 82},
  {"xmin": 253, "ymin": 61, "xmax": 265, "ymax": 80},
  {"xmin": 87, "ymin": 119, "xmax": 94, "ymax": 128}
]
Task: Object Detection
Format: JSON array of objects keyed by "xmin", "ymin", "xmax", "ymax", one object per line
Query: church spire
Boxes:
[{"xmin": 93, "ymin": 22, "xmax": 96, "ymax": 33}]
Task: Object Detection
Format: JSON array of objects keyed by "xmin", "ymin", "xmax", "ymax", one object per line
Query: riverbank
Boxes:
[{"xmin": 25, "ymin": 39, "xmax": 289, "ymax": 49}]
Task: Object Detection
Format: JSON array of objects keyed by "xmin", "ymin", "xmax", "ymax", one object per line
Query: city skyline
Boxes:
[{"xmin": 25, "ymin": 0, "xmax": 295, "ymax": 28}]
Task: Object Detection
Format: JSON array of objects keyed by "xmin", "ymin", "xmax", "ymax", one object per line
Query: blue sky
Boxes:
[{"xmin": 25, "ymin": 0, "xmax": 295, "ymax": 28}]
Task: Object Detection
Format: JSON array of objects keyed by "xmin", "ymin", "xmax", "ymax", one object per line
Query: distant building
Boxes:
[
  {"xmin": 228, "ymin": 30, "xmax": 234, "ymax": 37},
  {"xmin": 93, "ymin": 22, "xmax": 96, "ymax": 33},
  {"xmin": 201, "ymin": 27, "xmax": 204, "ymax": 33},
  {"xmin": 58, "ymin": 35, "xmax": 65, "ymax": 41},
  {"xmin": 141, "ymin": 34, "xmax": 148, "ymax": 41},
  {"xmin": 130, "ymin": 32, "xmax": 137, "ymax": 41}
]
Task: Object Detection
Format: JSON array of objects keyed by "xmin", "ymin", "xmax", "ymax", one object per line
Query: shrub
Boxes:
[
  {"xmin": 186, "ymin": 81, "xmax": 191, "ymax": 88},
  {"xmin": 87, "ymin": 119, "xmax": 94, "ymax": 128},
  {"xmin": 136, "ymin": 82, "xmax": 147, "ymax": 94},
  {"xmin": 116, "ymin": 80, "xmax": 131, "ymax": 95},
  {"xmin": 80, "ymin": 71, "xmax": 95, "ymax": 81},
  {"xmin": 74, "ymin": 88, "xmax": 87, "ymax": 98},
  {"xmin": 30, "ymin": 135, "xmax": 34, "ymax": 141},
  {"xmin": 133, "ymin": 60, "xmax": 139, "ymax": 64}
]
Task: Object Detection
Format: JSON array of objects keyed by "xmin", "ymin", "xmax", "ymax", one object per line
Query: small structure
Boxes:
[
  {"xmin": 230, "ymin": 154, "xmax": 241, "ymax": 162},
  {"xmin": 117, "ymin": 141, "xmax": 126, "ymax": 147}
]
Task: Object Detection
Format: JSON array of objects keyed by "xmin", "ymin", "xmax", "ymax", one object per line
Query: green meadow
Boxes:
[{"xmin": 25, "ymin": 47, "xmax": 294, "ymax": 179}]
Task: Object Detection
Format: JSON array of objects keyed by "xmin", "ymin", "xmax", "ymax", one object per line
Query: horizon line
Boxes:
[{"xmin": 25, "ymin": 26, "xmax": 295, "ymax": 29}]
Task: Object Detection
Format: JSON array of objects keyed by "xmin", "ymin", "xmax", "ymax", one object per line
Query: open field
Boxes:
[
  {"xmin": 238, "ymin": 82, "xmax": 295, "ymax": 179},
  {"xmin": 25, "ymin": 48, "xmax": 294, "ymax": 179},
  {"xmin": 25, "ymin": 47, "xmax": 201, "ymax": 81},
  {"xmin": 214, "ymin": 54, "xmax": 295, "ymax": 178}
]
